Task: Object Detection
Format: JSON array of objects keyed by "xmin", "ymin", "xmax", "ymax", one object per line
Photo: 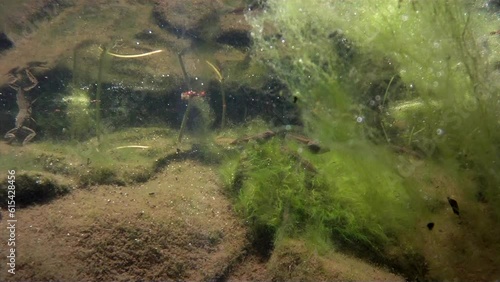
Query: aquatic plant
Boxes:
[
  {"xmin": 242, "ymin": 0, "xmax": 500, "ymax": 278},
  {"xmin": 249, "ymin": 0, "xmax": 500, "ymax": 216},
  {"xmin": 340, "ymin": 1, "xmax": 500, "ymax": 216},
  {"xmin": 94, "ymin": 45, "xmax": 109, "ymax": 144},
  {"xmin": 177, "ymin": 52, "xmax": 211, "ymax": 143},
  {"xmin": 206, "ymin": 60, "xmax": 227, "ymax": 129},
  {"xmin": 225, "ymin": 137, "xmax": 423, "ymax": 273},
  {"xmin": 177, "ymin": 52, "xmax": 194, "ymax": 143}
]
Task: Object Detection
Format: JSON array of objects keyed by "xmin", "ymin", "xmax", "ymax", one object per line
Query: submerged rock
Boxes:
[
  {"xmin": 216, "ymin": 14, "xmax": 252, "ymax": 48},
  {"xmin": 153, "ymin": 0, "xmax": 218, "ymax": 40},
  {"xmin": 0, "ymin": 32, "xmax": 14, "ymax": 53}
]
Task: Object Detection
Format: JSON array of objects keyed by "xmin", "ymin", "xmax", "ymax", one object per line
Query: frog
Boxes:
[{"xmin": 4, "ymin": 65, "xmax": 42, "ymax": 145}]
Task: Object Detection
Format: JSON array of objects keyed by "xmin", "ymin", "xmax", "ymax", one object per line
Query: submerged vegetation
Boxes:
[
  {"xmin": 1, "ymin": 0, "xmax": 500, "ymax": 280},
  {"xmin": 0, "ymin": 127, "xmax": 176, "ymax": 188},
  {"xmin": 248, "ymin": 0, "xmax": 500, "ymax": 214},
  {"xmin": 221, "ymin": 136, "xmax": 428, "ymax": 277},
  {"xmin": 228, "ymin": 0, "xmax": 500, "ymax": 278}
]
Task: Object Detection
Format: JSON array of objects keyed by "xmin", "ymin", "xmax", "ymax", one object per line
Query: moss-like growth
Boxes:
[
  {"xmin": 242, "ymin": 1, "xmax": 500, "ymax": 277},
  {"xmin": 0, "ymin": 172, "xmax": 70, "ymax": 208},
  {"xmin": 225, "ymin": 137, "xmax": 426, "ymax": 276},
  {"xmin": 79, "ymin": 166, "xmax": 125, "ymax": 187},
  {"xmin": 35, "ymin": 152, "xmax": 77, "ymax": 175},
  {"xmin": 19, "ymin": 128, "xmax": 173, "ymax": 186},
  {"xmin": 249, "ymin": 0, "xmax": 500, "ymax": 217},
  {"xmin": 267, "ymin": 238, "xmax": 409, "ymax": 281}
]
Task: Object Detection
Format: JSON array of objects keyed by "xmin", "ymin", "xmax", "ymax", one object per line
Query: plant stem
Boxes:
[
  {"xmin": 177, "ymin": 52, "xmax": 192, "ymax": 144},
  {"xmin": 95, "ymin": 46, "xmax": 108, "ymax": 144},
  {"xmin": 220, "ymin": 86, "xmax": 226, "ymax": 129},
  {"xmin": 72, "ymin": 47, "xmax": 78, "ymax": 86},
  {"xmin": 205, "ymin": 60, "xmax": 226, "ymax": 129}
]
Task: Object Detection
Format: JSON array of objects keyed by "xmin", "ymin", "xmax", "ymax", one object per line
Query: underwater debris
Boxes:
[
  {"xmin": 230, "ymin": 129, "xmax": 329, "ymax": 154},
  {"xmin": 106, "ymin": 49, "xmax": 163, "ymax": 58},
  {"xmin": 426, "ymin": 222, "xmax": 434, "ymax": 230},
  {"xmin": 230, "ymin": 130, "xmax": 275, "ymax": 144},
  {"xmin": 447, "ymin": 197, "xmax": 460, "ymax": 216},
  {"xmin": 112, "ymin": 145, "xmax": 151, "ymax": 150},
  {"xmin": 206, "ymin": 60, "xmax": 223, "ymax": 82}
]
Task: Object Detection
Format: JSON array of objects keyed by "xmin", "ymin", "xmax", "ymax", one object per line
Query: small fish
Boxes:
[
  {"xmin": 447, "ymin": 197, "xmax": 460, "ymax": 216},
  {"xmin": 427, "ymin": 222, "xmax": 434, "ymax": 230}
]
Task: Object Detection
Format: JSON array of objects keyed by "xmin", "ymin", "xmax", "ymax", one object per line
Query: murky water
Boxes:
[{"xmin": 0, "ymin": 0, "xmax": 499, "ymax": 281}]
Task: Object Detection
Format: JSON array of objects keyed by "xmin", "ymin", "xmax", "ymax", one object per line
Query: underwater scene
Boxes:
[{"xmin": 0, "ymin": 0, "xmax": 500, "ymax": 281}]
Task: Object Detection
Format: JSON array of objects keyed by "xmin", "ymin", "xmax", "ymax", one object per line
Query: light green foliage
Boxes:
[
  {"xmin": 231, "ymin": 138, "xmax": 419, "ymax": 259},
  {"xmin": 218, "ymin": 155, "xmax": 240, "ymax": 191},
  {"xmin": 335, "ymin": 0, "xmax": 500, "ymax": 212},
  {"xmin": 249, "ymin": 0, "xmax": 500, "ymax": 219},
  {"xmin": 338, "ymin": 1, "xmax": 499, "ymax": 150},
  {"xmin": 248, "ymin": 0, "xmax": 342, "ymax": 102}
]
